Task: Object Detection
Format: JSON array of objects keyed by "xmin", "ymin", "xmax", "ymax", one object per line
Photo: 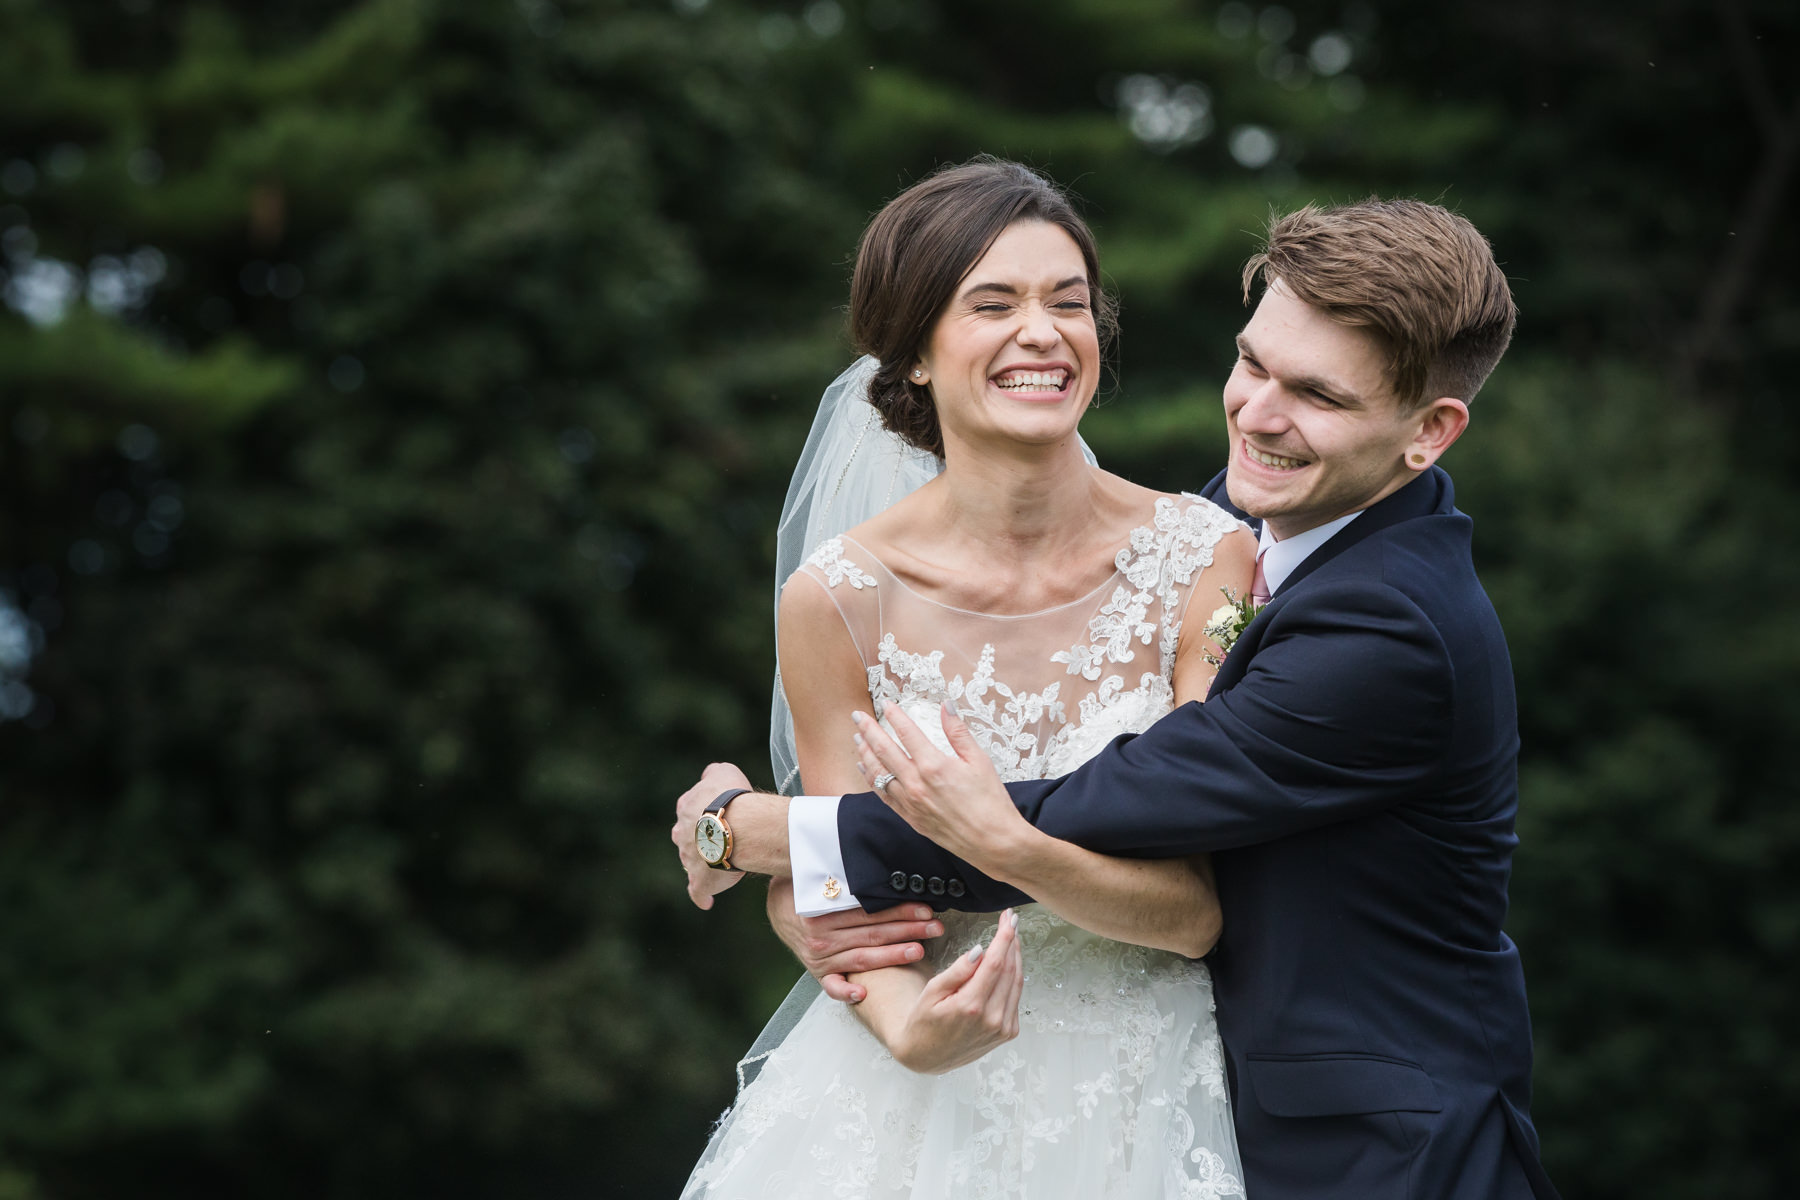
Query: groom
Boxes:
[{"xmin": 675, "ymin": 198, "xmax": 1559, "ymax": 1199}]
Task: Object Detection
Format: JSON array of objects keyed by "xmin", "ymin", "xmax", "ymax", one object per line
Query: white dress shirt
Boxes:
[
  {"xmin": 789, "ymin": 794, "xmax": 863, "ymax": 915},
  {"xmin": 789, "ymin": 509, "xmax": 1366, "ymax": 915},
  {"xmin": 1254, "ymin": 510, "xmax": 1361, "ymax": 596}
]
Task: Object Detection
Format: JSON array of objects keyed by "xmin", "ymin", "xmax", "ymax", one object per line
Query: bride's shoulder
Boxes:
[
  {"xmin": 1094, "ymin": 473, "xmax": 1241, "ymax": 536},
  {"xmin": 792, "ymin": 532, "xmax": 883, "ymax": 591},
  {"xmin": 780, "ymin": 534, "xmax": 884, "ymax": 643},
  {"xmin": 1164, "ymin": 490, "xmax": 1249, "ymax": 534},
  {"xmin": 1105, "ymin": 484, "xmax": 1253, "ymax": 580},
  {"xmin": 809, "ymin": 489, "xmax": 943, "ymax": 583}
]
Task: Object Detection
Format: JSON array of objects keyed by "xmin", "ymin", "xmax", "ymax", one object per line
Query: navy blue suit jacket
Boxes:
[{"xmin": 836, "ymin": 468, "xmax": 1558, "ymax": 1200}]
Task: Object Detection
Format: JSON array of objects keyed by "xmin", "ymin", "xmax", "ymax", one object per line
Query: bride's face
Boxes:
[{"xmin": 913, "ymin": 220, "xmax": 1101, "ymax": 456}]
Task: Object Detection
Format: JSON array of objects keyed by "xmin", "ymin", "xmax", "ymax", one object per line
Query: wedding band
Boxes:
[{"xmin": 872, "ymin": 772, "xmax": 897, "ymax": 792}]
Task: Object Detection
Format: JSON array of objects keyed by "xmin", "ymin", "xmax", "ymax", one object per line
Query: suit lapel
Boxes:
[
  {"xmin": 1198, "ymin": 467, "xmax": 1455, "ymax": 695},
  {"xmin": 1275, "ymin": 468, "xmax": 1452, "ymax": 596}
]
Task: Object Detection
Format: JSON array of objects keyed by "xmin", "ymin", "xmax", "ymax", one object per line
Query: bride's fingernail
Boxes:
[
  {"xmin": 942, "ymin": 700, "xmax": 958, "ymax": 719},
  {"xmin": 967, "ymin": 943, "xmax": 985, "ymax": 963},
  {"xmin": 853, "ymin": 733, "xmax": 865, "ymax": 748},
  {"xmin": 850, "ymin": 711, "xmax": 864, "ymax": 726}
]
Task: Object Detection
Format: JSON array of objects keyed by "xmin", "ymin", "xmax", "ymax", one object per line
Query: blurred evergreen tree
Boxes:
[
  {"xmin": 0, "ymin": 0, "xmax": 865, "ymax": 1194},
  {"xmin": 0, "ymin": 0, "xmax": 1793, "ymax": 1196}
]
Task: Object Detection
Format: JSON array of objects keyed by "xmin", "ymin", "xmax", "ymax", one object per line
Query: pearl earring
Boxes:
[{"xmin": 913, "ymin": 370, "xmax": 923, "ymax": 378}]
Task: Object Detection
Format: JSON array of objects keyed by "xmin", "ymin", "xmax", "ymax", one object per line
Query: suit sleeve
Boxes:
[{"xmin": 839, "ymin": 578, "xmax": 1455, "ymax": 910}]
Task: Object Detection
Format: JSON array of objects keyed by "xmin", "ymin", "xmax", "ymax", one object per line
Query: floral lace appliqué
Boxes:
[
  {"xmin": 806, "ymin": 536, "xmax": 876, "ymax": 589},
  {"xmin": 872, "ymin": 638, "xmax": 1069, "ymax": 782}
]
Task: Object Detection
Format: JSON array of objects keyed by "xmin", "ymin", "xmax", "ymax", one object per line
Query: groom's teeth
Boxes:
[
  {"xmin": 1249, "ymin": 446, "xmax": 1307, "ymax": 469},
  {"xmin": 994, "ymin": 370, "xmax": 1068, "ymax": 391}
]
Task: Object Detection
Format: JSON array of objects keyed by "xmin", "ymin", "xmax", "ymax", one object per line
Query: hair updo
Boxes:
[{"xmin": 847, "ymin": 157, "xmax": 1117, "ymax": 458}]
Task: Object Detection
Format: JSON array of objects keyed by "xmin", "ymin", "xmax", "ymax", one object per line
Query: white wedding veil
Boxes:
[
  {"xmin": 735, "ymin": 355, "xmax": 1097, "ymax": 1093},
  {"xmin": 769, "ymin": 355, "xmax": 943, "ymax": 796}
]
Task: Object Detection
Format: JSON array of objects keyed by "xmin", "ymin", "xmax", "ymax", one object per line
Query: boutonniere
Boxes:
[{"xmin": 1200, "ymin": 587, "xmax": 1265, "ymax": 668}]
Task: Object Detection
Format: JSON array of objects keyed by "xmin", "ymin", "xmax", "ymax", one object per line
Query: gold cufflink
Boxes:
[{"xmin": 822, "ymin": 877, "xmax": 841, "ymax": 899}]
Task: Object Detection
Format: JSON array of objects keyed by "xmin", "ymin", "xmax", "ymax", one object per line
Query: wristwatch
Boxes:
[{"xmin": 695, "ymin": 787, "xmax": 752, "ymax": 871}]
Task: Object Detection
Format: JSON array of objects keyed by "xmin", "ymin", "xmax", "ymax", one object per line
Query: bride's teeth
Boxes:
[{"xmin": 995, "ymin": 371, "xmax": 1068, "ymax": 391}]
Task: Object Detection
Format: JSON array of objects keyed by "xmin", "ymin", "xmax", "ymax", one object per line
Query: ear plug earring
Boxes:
[{"xmin": 1410, "ymin": 454, "xmax": 1427, "ymax": 465}]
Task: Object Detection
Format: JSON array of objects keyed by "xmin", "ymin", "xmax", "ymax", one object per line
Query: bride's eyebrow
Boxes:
[{"xmin": 959, "ymin": 276, "xmax": 1089, "ymax": 302}]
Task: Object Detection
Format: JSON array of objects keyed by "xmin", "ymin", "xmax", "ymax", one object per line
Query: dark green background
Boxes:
[{"xmin": 1, "ymin": 0, "xmax": 1794, "ymax": 1195}]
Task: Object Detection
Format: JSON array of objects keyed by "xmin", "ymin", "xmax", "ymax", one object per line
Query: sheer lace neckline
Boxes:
[
  {"xmin": 797, "ymin": 494, "xmax": 1243, "ymax": 785},
  {"xmin": 835, "ymin": 532, "xmax": 1129, "ymax": 621}
]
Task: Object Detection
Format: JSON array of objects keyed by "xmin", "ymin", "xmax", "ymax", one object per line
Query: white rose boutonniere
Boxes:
[{"xmin": 1200, "ymin": 587, "xmax": 1265, "ymax": 669}]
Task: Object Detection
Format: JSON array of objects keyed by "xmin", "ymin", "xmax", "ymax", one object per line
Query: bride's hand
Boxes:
[
  {"xmin": 889, "ymin": 909, "xmax": 1025, "ymax": 1075},
  {"xmin": 852, "ymin": 704, "xmax": 1032, "ymax": 875}
]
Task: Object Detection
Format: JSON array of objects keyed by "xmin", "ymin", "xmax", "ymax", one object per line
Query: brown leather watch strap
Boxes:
[{"xmin": 706, "ymin": 787, "xmax": 751, "ymax": 815}]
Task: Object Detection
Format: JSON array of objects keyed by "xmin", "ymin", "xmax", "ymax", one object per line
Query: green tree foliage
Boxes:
[
  {"xmin": 0, "ymin": 0, "xmax": 1793, "ymax": 1196},
  {"xmin": 0, "ymin": 1, "xmax": 860, "ymax": 1193}
]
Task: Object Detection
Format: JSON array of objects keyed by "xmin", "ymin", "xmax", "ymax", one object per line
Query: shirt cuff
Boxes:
[{"xmin": 789, "ymin": 794, "xmax": 861, "ymax": 915}]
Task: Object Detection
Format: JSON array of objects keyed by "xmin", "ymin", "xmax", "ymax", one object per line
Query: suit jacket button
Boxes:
[
  {"xmin": 927, "ymin": 876, "xmax": 945, "ymax": 896},
  {"xmin": 908, "ymin": 874, "xmax": 926, "ymax": 894},
  {"xmin": 889, "ymin": 871, "xmax": 908, "ymax": 891},
  {"xmin": 946, "ymin": 879, "xmax": 965, "ymax": 898}
]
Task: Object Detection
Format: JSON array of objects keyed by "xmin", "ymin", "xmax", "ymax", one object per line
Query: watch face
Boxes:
[{"xmin": 695, "ymin": 814, "xmax": 727, "ymax": 864}]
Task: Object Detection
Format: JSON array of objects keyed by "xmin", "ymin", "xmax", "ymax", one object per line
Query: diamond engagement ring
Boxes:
[{"xmin": 871, "ymin": 772, "xmax": 897, "ymax": 793}]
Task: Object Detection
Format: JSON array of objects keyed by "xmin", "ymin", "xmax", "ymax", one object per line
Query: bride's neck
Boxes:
[{"xmin": 928, "ymin": 436, "xmax": 1105, "ymax": 560}]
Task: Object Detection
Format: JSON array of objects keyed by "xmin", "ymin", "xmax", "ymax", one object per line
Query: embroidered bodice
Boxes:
[{"xmin": 795, "ymin": 494, "xmax": 1242, "ymax": 784}]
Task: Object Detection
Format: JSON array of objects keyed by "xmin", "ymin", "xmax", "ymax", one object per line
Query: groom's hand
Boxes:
[
  {"xmin": 852, "ymin": 704, "xmax": 1032, "ymax": 876},
  {"xmin": 766, "ymin": 878, "xmax": 944, "ymax": 1003},
  {"xmin": 671, "ymin": 762, "xmax": 754, "ymax": 910}
]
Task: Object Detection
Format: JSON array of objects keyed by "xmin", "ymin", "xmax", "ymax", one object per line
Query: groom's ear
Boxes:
[{"xmin": 1402, "ymin": 397, "xmax": 1469, "ymax": 472}]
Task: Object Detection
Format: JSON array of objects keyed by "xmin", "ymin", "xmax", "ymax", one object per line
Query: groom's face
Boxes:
[{"xmin": 1223, "ymin": 283, "xmax": 1427, "ymax": 540}]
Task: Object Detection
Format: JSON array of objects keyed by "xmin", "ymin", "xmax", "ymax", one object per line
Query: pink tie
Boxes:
[{"xmin": 1251, "ymin": 551, "xmax": 1271, "ymax": 607}]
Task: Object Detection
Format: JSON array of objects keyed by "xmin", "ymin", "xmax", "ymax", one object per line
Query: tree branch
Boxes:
[
  {"xmin": 1677, "ymin": 90, "xmax": 1800, "ymax": 394},
  {"xmin": 1717, "ymin": 0, "xmax": 1782, "ymax": 141}
]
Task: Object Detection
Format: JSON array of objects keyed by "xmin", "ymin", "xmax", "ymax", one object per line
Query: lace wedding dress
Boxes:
[{"xmin": 682, "ymin": 494, "xmax": 1247, "ymax": 1200}]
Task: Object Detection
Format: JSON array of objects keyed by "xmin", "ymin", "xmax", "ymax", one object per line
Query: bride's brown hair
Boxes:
[{"xmin": 849, "ymin": 157, "xmax": 1117, "ymax": 458}]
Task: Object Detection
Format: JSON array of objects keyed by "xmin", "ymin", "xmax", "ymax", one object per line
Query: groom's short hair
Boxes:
[{"xmin": 1241, "ymin": 199, "xmax": 1517, "ymax": 408}]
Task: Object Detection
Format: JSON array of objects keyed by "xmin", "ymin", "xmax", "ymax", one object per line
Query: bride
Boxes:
[{"xmin": 680, "ymin": 158, "xmax": 1255, "ymax": 1198}]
